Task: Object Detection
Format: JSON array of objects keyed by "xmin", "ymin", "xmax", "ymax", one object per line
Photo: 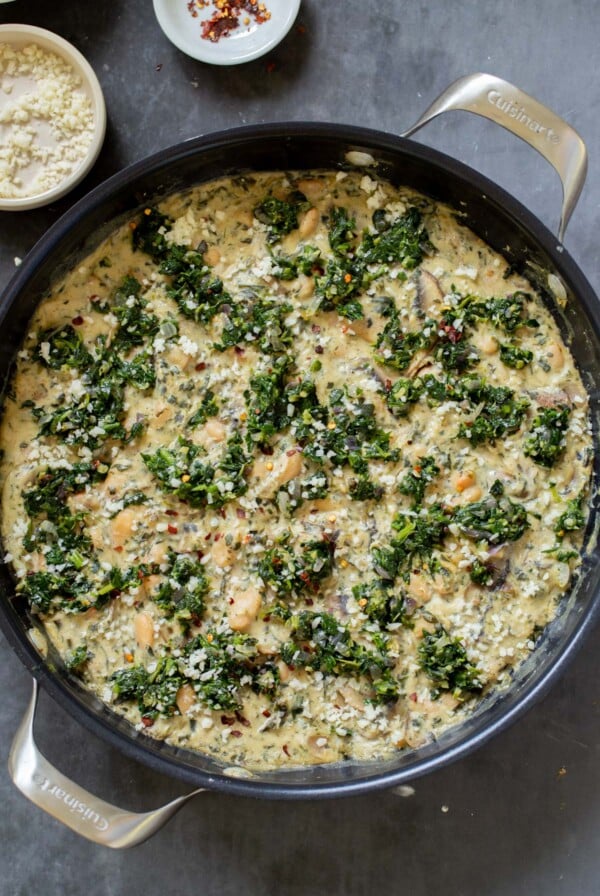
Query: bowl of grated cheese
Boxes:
[{"xmin": 0, "ymin": 24, "xmax": 106, "ymax": 210}]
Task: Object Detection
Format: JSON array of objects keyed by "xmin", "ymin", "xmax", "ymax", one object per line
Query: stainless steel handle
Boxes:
[
  {"xmin": 8, "ymin": 680, "xmax": 204, "ymax": 848},
  {"xmin": 401, "ymin": 72, "xmax": 588, "ymax": 242}
]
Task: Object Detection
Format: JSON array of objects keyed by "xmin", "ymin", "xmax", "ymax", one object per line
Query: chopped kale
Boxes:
[
  {"xmin": 23, "ymin": 463, "xmax": 106, "ymax": 522},
  {"xmin": 398, "ymin": 456, "xmax": 440, "ymax": 507},
  {"xmin": 271, "ymin": 245, "xmax": 322, "ymax": 280},
  {"xmin": 167, "ymin": 260, "xmax": 229, "ymax": 325},
  {"xmin": 469, "ymin": 559, "xmax": 494, "ymax": 587},
  {"xmin": 328, "ymin": 206, "xmax": 357, "ymax": 255},
  {"xmin": 554, "ymin": 493, "xmax": 586, "ymax": 537},
  {"xmin": 349, "ymin": 474, "xmax": 384, "ymax": 501},
  {"xmin": 374, "ymin": 309, "xmax": 436, "ymax": 371},
  {"xmin": 353, "ymin": 579, "xmax": 409, "ymax": 628},
  {"xmin": 35, "ymin": 324, "xmax": 91, "ymax": 370},
  {"xmin": 182, "ymin": 630, "xmax": 268, "ymax": 710},
  {"xmin": 19, "ymin": 568, "xmax": 93, "ymax": 614},
  {"xmin": 385, "ymin": 377, "xmax": 425, "ymax": 417},
  {"xmin": 244, "ymin": 355, "xmax": 293, "ymax": 449},
  {"xmin": 418, "ymin": 625, "xmax": 483, "ymax": 699},
  {"xmin": 374, "ymin": 504, "xmax": 451, "ymax": 579},
  {"xmin": 257, "ymin": 535, "xmax": 335, "ymax": 598},
  {"xmin": 302, "ymin": 387, "xmax": 398, "ymax": 474},
  {"xmin": 188, "ymin": 390, "xmax": 219, "ymax": 427},
  {"xmin": 453, "ymin": 480, "xmax": 529, "ymax": 544},
  {"xmin": 215, "ymin": 293, "xmax": 293, "ymax": 353},
  {"xmin": 110, "ymin": 276, "xmax": 160, "ymax": 351},
  {"xmin": 524, "ymin": 405, "xmax": 570, "ymax": 467},
  {"xmin": 131, "ymin": 207, "xmax": 173, "ymax": 261},
  {"xmin": 142, "ymin": 433, "xmax": 249, "ymax": 508},
  {"xmin": 499, "ymin": 343, "xmax": 534, "ymax": 369},
  {"xmin": 358, "ymin": 207, "xmax": 432, "ymax": 270},
  {"xmin": 280, "ymin": 610, "xmax": 398, "ymax": 704},
  {"xmin": 457, "ymin": 383, "xmax": 529, "ymax": 446},
  {"xmin": 253, "ymin": 191, "xmax": 309, "ymax": 243},
  {"xmin": 119, "ymin": 350, "xmax": 156, "ymax": 390},
  {"xmin": 111, "ymin": 656, "xmax": 183, "ymax": 719},
  {"xmin": 435, "ymin": 339, "xmax": 479, "ymax": 373},
  {"xmin": 152, "ymin": 550, "xmax": 209, "ymax": 628},
  {"xmin": 65, "ymin": 644, "xmax": 92, "ymax": 674},
  {"xmin": 314, "ymin": 255, "xmax": 366, "ymax": 320}
]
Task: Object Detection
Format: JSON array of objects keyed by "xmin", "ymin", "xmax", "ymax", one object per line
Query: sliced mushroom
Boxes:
[{"xmin": 416, "ymin": 270, "xmax": 443, "ymax": 313}]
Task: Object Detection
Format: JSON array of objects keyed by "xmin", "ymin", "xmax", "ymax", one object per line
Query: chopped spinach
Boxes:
[
  {"xmin": 398, "ymin": 456, "xmax": 440, "ymax": 507},
  {"xmin": 254, "ymin": 191, "xmax": 309, "ymax": 243}
]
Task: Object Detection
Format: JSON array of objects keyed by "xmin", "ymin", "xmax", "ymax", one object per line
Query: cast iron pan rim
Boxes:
[{"xmin": 1, "ymin": 121, "xmax": 599, "ymax": 799}]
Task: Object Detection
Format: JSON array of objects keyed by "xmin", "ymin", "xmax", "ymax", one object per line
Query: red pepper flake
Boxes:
[
  {"xmin": 221, "ymin": 714, "xmax": 235, "ymax": 726},
  {"xmin": 167, "ymin": 524, "xmax": 178, "ymax": 535},
  {"xmin": 315, "ymin": 345, "xmax": 324, "ymax": 355},
  {"xmin": 89, "ymin": 294, "xmax": 100, "ymax": 303},
  {"xmin": 236, "ymin": 508, "xmax": 246, "ymax": 519},
  {"xmin": 282, "ymin": 744, "xmax": 291, "ymax": 757},
  {"xmin": 141, "ymin": 716, "xmax": 154, "ymax": 728},
  {"xmin": 286, "ymin": 447, "xmax": 300, "ymax": 457},
  {"xmin": 385, "ymin": 378, "xmax": 392, "ymax": 392},
  {"xmin": 114, "ymin": 545, "xmax": 123, "ymax": 553},
  {"xmin": 214, "ymin": 532, "xmax": 221, "ymax": 541},
  {"xmin": 71, "ymin": 315, "xmax": 84, "ymax": 326},
  {"xmin": 204, "ymin": 533, "xmax": 212, "ymax": 541},
  {"xmin": 262, "ymin": 709, "xmax": 271, "ymax": 718},
  {"xmin": 195, "ymin": 361, "xmax": 207, "ymax": 371},
  {"xmin": 305, "ymin": 597, "xmax": 314, "ymax": 606},
  {"xmin": 230, "ymin": 730, "xmax": 243, "ymax": 738},
  {"xmin": 409, "ymin": 692, "xmax": 418, "ymax": 703},
  {"xmin": 191, "ymin": 1, "xmax": 272, "ymax": 43},
  {"xmin": 196, "ymin": 550, "xmax": 205, "ymax": 559},
  {"xmin": 165, "ymin": 509, "xmax": 179, "ymax": 517},
  {"xmin": 311, "ymin": 324, "xmax": 321, "ymax": 334},
  {"xmin": 234, "ymin": 346, "xmax": 245, "ymax": 355},
  {"xmin": 235, "ymin": 710, "xmax": 251, "ymax": 728}
]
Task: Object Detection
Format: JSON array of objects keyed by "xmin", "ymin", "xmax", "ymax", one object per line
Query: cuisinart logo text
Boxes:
[
  {"xmin": 487, "ymin": 90, "xmax": 560, "ymax": 143},
  {"xmin": 33, "ymin": 772, "xmax": 109, "ymax": 831}
]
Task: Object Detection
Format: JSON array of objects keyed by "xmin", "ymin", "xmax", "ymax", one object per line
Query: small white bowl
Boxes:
[
  {"xmin": 0, "ymin": 24, "xmax": 106, "ymax": 211},
  {"xmin": 153, "ymin": 0, "xmax": 301, "ymax": 66}
]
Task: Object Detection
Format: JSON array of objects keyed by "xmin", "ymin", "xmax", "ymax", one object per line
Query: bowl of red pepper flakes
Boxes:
[{"xmin": 153, "ymin": 0, "xmax": 301, "ymax": 65}]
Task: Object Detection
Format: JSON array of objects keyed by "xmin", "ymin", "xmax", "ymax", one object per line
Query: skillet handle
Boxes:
[
  {"xmin": 7, "ymin": 680, "xmax": 204, "ymax": 848},
  {"xmin": 401, "ymin": 72, "xmax": 587, "ymax": 243}
]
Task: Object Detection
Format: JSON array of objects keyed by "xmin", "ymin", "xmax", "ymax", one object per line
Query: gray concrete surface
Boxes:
[{"xmin": 0, "ymin": 1, "xmax": 598, "ymax": 893}]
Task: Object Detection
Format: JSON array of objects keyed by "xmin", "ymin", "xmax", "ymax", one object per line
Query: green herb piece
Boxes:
[
  {"xmin": 314, "ymin": 256, "xmax": 366, "ymax": 320},
  {"xmin": 111, "ymin": 656, "xmax": 183, "ymax": 719},
  {"xmin": 19, "ymin": 568, "xmax": 93, "ymax": 614},
  {"xmin": 188, "ymin": 390, "xmax": 219, "ymax": 427},
  {"xmin": 271, "ymin": 245, "xmax": 322, "ymax": 281},
  {"xmin": 65, "ymin": 644, "xmax": 92, "ymax": 674},
  {"xmin": 302, "ymin": 387, "xmax": 398, "ymax": 474},
  {"xmin": 244, "ymin": 355, "xmax": 293, "ymax": 449},
  {"xmin": 554, "ymin": 493, "xmax": 585, "ymax": 537},
  {"xmin": 385, "ymin": 377, "xmax": 425, "ymax": 417},
  {"xmin": 280, "ymin": 610, "xmax": 398, "ymax": 704},
  {"xmin": 328, "ymin": 206, "xmax": 357, "ymax": 255},
  {"xmin": 375, "ymin": 504, "xmax": 451, "ymax": 579},
  {"xmin": 119, "ymin": 350, "xmax": 156, "ymax": 390},
  {"xmin": 418, "ymin": 625, "xmax": 482, "ymax": 699},
  {"xmin": 469, "ymin": 559, "xmax": 494, "ymax": 587},
  {"xmin": 398, "ymin": 456, "xmax": 440, "ymax": 507},
  {"xmin": 457, "ymin": 383, "xmax": 529, "ymax": 446},
  {"xmin": 215, "ymin": 292, "xmax": 293, "ymax": 353},
  {"xmin": 182, "ymin": 630, "xmax": 272, "ymax": 710},
  {"xmin": 374, "ymin": 309, "xmax": 436, "ymax": 371},
  {"xmin": 435, "ymin": 340, "xmax": 479, "ymax": 373},
  {"xmin": 110, "ymin": 276, "xmax": 160, "ymax": 351},
  {"xmin": 142, "ymin": 433, "xmax": 249, "ymax": 508},
  {"xmin": 257, "ymin": 535, "xmax": 335, "ymax": 598},
  {"xmin": 499, "ymin": 343, "xmax": 534, "ymax": 369},
  {"xmin": 152, "ymin": 550, "xmax": 209, "ymax": 628},
  {"xmin": 359, "ymin": 207, "xmax": 432, "ymax": 270},
  {"xmin": 349, "ymin": 474, "xmax": 384, "ymax": 501},
  {"xmin": 524, "ymin": 405, "xmax": 570, "ymax": 467},
  {"xmin": 254, "ymin": 191, "xmax": 309, "ymax": 243},
  {"xmin": 353, "ymin": 580, "xmax": 410, "ymax": 628},
  {"xmin": 35, "ymin": 324, "xmax": 91, "ymax": 370},
  {"xmin": 23, "ymin": 463, "xmax": 105, "ymax": 523},
  {"xmin": 453, "ymin": 480, "xmax": 529, "ymax": 544}
]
